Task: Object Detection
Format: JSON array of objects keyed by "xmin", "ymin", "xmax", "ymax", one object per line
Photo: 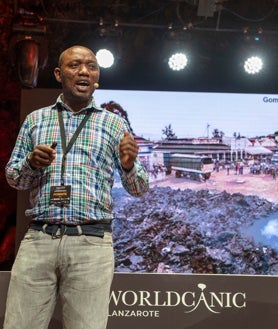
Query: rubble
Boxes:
[{"xmin": 112, "ymin": 187, "xmax": 278, "ymax": 274}]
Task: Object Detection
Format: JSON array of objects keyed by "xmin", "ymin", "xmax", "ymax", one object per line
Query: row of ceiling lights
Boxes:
[{"xmin": 96, "ymin": 48, "xmax": 264, "ymax": 74}]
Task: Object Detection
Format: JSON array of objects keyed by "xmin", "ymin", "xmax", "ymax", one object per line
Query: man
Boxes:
[{"xmin": 4, "ymin": 45, "xmax": 149, "ymax": 329}]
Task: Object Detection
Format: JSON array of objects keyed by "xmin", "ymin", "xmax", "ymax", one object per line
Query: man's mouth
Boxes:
[
  {"xmin": 75, "ymin": 80, "xmax": 90, "ymax": 92},
  {"xmin": 76, "ymin": 80, "xmax": 90, "ymax": 87}
]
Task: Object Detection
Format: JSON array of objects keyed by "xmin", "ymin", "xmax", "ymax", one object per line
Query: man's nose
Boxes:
[{"xmin": 78, "ymin": 64, "xmax": 90, "ymax": 74}]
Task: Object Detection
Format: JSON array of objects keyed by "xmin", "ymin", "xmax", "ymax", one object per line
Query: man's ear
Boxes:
[{"xmin": 54, "ymin": 67, "xmax": 61, "ymax": 83}]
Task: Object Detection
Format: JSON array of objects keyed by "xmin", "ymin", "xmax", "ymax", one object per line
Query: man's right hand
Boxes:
[{"xmin": 27, "ymin": 144, "xmax": 56, "ymax": 169}]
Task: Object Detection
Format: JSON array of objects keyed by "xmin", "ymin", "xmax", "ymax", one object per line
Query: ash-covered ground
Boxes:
[{"xmin": 112, "ymin": 186, "xmax": 278, "ymax": 275}]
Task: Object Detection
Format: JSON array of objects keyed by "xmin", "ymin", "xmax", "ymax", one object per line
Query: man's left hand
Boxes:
[{"xmin": 119, "ymin": 131, "xmax": 138, "ymax": 171}]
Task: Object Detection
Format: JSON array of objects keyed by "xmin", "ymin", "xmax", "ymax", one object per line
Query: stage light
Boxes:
[
  {"xmin": 244, "ymin": 56, "xmax": 263, "ymax": 74},
  {"xmin": 96, "ymin": 48, "xmax": 115, "ymax": 68},
  {"xmin": 168, "ymin": 52, "xmax": 188, "ymax": 71},
  {"xmin": 9, "ymin": 9, "xmax": 47, "ymax": 88}
]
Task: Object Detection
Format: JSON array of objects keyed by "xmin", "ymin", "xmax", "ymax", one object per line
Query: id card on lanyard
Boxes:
[{"xmin": 50, "ymin": 108, "xmax": 91, "ymax": 206}]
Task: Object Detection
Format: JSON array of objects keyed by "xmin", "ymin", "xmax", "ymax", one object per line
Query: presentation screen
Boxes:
[{"xmin": 94, "ymin": 89, "xmax": 278, "ymax": 276}]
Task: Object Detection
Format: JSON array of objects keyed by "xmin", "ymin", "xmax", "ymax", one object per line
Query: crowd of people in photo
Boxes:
[{"xmin": 214, "ymin": 157, "xmax": 277, "ymax": 179}]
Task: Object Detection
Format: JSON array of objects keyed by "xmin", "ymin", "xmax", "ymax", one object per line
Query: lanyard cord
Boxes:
[{"xmin": 57, "ymin": 109, "xmax": 92, "ymax": 185}]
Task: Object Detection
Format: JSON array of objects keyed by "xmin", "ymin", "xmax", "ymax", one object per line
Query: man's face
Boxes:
[{"xmin": 54, "ymin": 46, "xmax": 100, "ymax": 110}]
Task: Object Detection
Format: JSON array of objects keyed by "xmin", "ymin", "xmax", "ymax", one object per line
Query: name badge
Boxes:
[{"xmin": 50, "ymin": 185, "xmax": 71, "ymax": 205}]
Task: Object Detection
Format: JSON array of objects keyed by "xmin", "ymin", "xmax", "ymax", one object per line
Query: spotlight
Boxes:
[
  {"xmin": 244, "ymin": 56, "xmax": 263, "ymax": 74},
  {"xmin": 96, "ymin": 49, "xmax": 114, "ymax": 68},
  {"xmin": 168, "ymin": 52, "xmax": 188, "ymax": 71}
]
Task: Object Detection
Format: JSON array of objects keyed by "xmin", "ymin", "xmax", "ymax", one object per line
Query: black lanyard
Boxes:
[{"xmin": 57, "ymin": 109, "xmax": 91, "ymax": 185}]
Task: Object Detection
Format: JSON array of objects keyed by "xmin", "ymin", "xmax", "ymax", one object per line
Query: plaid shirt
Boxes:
[{"xmin": 6, "ymin": 95, "xmax": 149, "ymax": 224}]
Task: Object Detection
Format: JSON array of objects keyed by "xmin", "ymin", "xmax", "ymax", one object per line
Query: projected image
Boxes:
[{"xmin": 95, "ymin": 90, "xmax": 278, "ymax": 275}]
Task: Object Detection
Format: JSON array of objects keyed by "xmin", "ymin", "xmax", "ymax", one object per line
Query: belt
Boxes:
[{"xmin": 29, "ymin": 221, "xmax": 112, "ymax": 238}]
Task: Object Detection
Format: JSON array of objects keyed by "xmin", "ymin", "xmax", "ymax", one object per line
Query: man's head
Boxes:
[{"xmin": 54, "ymin": 45, "xmax": 100, "ymax": 112}]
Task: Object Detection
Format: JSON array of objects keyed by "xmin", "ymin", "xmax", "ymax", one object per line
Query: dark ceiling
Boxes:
[{"xmin": 10, "ymin": 0, "xmax": 278, "ymax": 93}]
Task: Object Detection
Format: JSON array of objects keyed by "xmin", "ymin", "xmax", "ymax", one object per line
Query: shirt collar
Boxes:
[{"xmin": 52, "ymin": 93, "xmax": 103, "ymax": 113}]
